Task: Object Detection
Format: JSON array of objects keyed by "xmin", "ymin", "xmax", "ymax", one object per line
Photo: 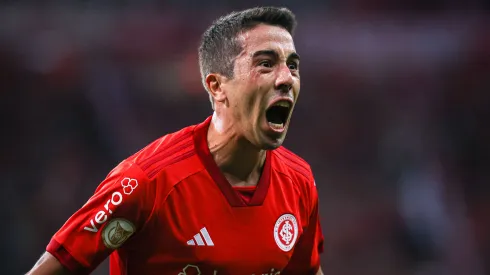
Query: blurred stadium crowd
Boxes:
[{"xmin": 1, "ymin": 1, "xmax": 489, "ymax": 274}]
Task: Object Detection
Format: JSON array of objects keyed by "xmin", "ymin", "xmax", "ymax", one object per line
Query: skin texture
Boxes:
[
  {"xmin": 206, "ymin": 24, "xmax": 300, "ymax": 187},
  {"xmin": 26, "ymin": 252, "xmax": 68, "ymax": 275}
]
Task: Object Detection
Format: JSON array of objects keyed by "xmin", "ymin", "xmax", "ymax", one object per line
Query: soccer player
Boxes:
[{"xmin": 27, "ymin": 6, "xmax": 324, "ymax": 275}]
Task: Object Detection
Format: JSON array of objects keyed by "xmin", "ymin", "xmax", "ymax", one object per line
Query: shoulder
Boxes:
[
  {"xmin": 272, "ymin": 146, "xmax": 319, "ymax": 217},
  {"xmin": 123, "ymin": 123, "xmax": 202, "ymax": 180},
  {"xmin": 98, "ymin": 123, "xmax": 204, "ymax": 206},
  {"xmin": 271, "ymin": 146, "xmax": 315, "ymax": 188}
]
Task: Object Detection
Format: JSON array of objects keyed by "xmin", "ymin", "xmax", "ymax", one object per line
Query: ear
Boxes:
[{"xmin": 206, "ymin": 73, "xmax": 227, "ymax": 105}]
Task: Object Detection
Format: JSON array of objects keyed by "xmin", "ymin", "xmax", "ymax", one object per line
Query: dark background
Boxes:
[{"xmin": 1, "ymin": 1, "xmax": 489, "ymax": 274}]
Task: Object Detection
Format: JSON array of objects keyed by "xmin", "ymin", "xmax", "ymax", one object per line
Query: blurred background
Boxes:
[{"xmin": 1, "ymin": 1, "xmax": 489, "ymax": 274}]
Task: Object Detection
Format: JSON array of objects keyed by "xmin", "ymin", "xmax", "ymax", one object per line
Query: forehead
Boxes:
[{"xmin": 238, "ymin": 24, "xmax": 296, "ymax": 57}]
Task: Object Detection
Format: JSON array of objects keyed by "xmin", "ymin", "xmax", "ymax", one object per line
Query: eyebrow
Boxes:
[
  {"xmin": 252, "ymin": 50, "xmax": 301, "ymax": 61},
  {"xmin": 289, "ymin": 52, "xmax": 301, "ymax": 61}
]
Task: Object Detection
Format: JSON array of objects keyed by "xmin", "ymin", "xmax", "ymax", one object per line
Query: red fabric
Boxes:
[
  {"xmin": 46, "ymin": 239, "xmax": 89, "ymax": 274},
  {"xmin": 233, "ymin": 186, "xmax": 257, "ymax": 204},
  {"xmin": 47, "ymin": 116, "xmax": 323, "ymax": 274}
]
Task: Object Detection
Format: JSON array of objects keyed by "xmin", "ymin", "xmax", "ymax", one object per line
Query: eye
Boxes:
[
  {"xmin": 259, "ymin": 60, "xmax": 272, "ymax": 68},
  {"xmin": 288, "ymin": 62, "xmax": 299, "ymax": 70}
]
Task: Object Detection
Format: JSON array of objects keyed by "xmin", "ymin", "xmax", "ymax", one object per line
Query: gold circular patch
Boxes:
[{"xmin": 102, "ymin": 218, "xmax": 135, "ymax": 249}]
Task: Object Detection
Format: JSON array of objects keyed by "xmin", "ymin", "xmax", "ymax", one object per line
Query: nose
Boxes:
[{"xmin": 275, "ymin": 64, "xmax": 294, "ymax": 92}]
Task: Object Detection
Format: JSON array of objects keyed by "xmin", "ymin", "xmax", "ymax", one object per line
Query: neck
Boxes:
[{"xmin": 207, "ymin": 112, "xmax": 266, "ymax": 187}]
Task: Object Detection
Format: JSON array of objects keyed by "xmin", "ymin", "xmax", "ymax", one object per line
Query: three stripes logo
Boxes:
[{"xmin": 187, "ymin": 227, "xmax": 214, "ymax": 246}]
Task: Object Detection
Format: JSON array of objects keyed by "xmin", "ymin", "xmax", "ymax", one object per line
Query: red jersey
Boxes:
[{"xmin": 47, "ymin": 116, "xmax": 324, "ymax": 275}]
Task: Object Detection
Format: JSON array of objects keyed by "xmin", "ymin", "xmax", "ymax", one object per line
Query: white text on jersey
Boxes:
[{"xmin": 83, "ymin": 178, "xmax": 138, "ymax": 233}]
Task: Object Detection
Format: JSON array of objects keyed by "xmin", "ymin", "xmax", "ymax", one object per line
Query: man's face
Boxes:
[{"xmin": 221, "ymin": 24, "xmax": 300, "ymax": 150}]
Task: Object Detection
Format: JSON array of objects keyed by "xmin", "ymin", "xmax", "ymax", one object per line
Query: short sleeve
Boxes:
[
  {"xmin": 282, "ymin": 178, "xmax": 324, "ymax": 274},
  {"xmin": 46, "ymin": 161, "xmax": 156, "ymax": 274}
]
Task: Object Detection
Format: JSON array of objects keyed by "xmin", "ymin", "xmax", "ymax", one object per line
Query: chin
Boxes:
[
  {"xmin": 254, "ymin": 123, "xmax": 288, "ymax": 150},
  {"xmin": 261, "ymin": 143, "xmax": 281, "ymax": 150},
  {"xmin": 260, "ymin": 136, "xmax": 285, "ymax": 150}
]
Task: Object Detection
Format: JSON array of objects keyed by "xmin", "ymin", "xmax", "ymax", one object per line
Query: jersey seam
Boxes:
[
  {"xmin": 51, "ymin": 237, "xmax": 91, "ymax": 271},
  {"xmin": 272, "ymin": 164, "xmax": 310, "ymax": 184},
  {"xmin": 275, "ymin": 147, "xmax": 311, "ymax": 171},
  {"xmin": 273, "ymin": 150, "xmax": 316, "ymax": 213},
  {"xmin": 273, "ymin": 168, "xmax": 306, "ymax": 202},
  {"xmin": 147, "ymin": 149, "xmax": 196, "ymax": 179},
  {"xmin": 141, "ymin": 138, "xmax": 194, "ymax": 172},
  {"xmin": 159, "ymin": 167, "xmax": 207, "ymax": 208},
  {"xmin": 273, "ymin": 167, "xmax": 316, "ymax": 225},
  {"xmin": 129, "ymin": 162, "xmax": 159, "ymax": 235},
  {"xmin": 138, "ymin": 131, "xmax": 193, "ymax": 169},
  {"xmin": 273, "ymin": 150, "xmax": 312, "ymax": 181}
]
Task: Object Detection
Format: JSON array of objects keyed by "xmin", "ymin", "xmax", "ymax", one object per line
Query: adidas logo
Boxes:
[{"xmin": 186, "ymin": 227, "xmax": 214, "ymax": 246}]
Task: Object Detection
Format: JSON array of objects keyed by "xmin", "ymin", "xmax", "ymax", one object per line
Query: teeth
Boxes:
[
  {"xmin": 274, "ymin": 101, "xmax": 290, "ymax": 108},
  {"xmin": 268, "ymin": 122, "xmax": 284, "ymax": 130}
]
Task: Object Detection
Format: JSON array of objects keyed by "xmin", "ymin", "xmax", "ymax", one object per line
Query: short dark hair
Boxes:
[{"xmin": 198, "ymin": 7, "xmax": 297, "ymax": 109}]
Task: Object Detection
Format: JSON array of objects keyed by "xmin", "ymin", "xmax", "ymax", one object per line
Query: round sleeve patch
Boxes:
[{"xmin": 102, "ymin": 218, "xmax": 136, "ymax": 249}]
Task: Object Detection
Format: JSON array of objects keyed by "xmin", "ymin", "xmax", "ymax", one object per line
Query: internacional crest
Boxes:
[{"xmin": 273, "ymin": 213, "xmax": 298, "ymax": 252}]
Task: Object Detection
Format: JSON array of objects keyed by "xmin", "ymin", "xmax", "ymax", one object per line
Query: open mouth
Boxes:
[{"xmin": 266, "ymin": 101, "xmax": 292, "ymax": 131}]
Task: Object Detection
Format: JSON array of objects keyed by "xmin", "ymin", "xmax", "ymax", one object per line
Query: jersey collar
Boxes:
[{"xmin": 193, "ymin": 116, "xmax": 271, "ymax": 207}]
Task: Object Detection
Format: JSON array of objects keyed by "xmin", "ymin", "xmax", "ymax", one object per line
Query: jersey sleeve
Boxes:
[
  {"xmin": 46, "ymin": 161, "xmax": 156, "ymax": 274},
  {"xmin": 283, "ymin": 179, "xmax": 324, "ymax": 275}
]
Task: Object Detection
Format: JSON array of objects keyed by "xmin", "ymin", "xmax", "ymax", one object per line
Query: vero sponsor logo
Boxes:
[{"xmin": 83, "ymin": 178, "xmax": 138, "ymax": 233}]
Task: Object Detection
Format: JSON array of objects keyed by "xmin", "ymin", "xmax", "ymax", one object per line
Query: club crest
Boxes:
[{"xmin": 273, "ymin": 213, "xmax": 298, "ymax": 252}]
